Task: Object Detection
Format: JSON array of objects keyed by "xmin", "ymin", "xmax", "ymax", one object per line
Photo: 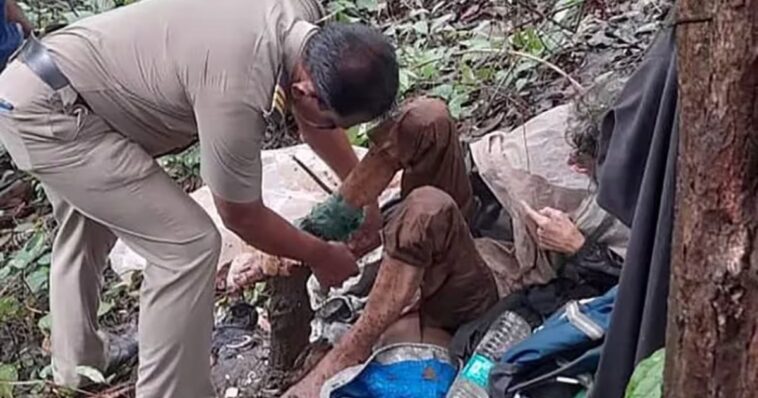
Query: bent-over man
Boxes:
[{"xmin": 0, "ymin": 0, "xmax": 399, "ymax": 396}]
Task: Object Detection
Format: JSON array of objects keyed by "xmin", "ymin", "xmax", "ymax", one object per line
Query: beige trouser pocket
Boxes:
[
  {"xmin": 0, "ymin": 62, "xmax": 220, "ymax": 397},
  {"xmin": 0, "ymin": 61, "xmax": 88, "ymax": 171}
]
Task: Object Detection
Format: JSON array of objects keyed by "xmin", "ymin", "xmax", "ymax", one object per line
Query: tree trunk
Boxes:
[
  {"xmin": 267, "ymin": 267, "xmax": 313, "ymax": 370},
  {"xmin": 665, "ymin": 1, "xmax": 758, "ymax": 397}
]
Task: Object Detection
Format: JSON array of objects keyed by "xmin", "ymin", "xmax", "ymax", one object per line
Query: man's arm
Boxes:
[
  {"xmin": 300, "ymin": 127, "xmax": 359, "ymax": 180},
  {"xmin": 214, "ymin": 196, "xmax": 357, "ymax": 288},
  {"xmin": 5, "ymin": 0, "xmax": 32, "ymax": 36},
  {"xmin": 194, "ymin": 88, "xmax": 359, "ymax": 287},
  {"xmin": 283, "ymin": 257, "xmax": 423, "ymax": 397}
]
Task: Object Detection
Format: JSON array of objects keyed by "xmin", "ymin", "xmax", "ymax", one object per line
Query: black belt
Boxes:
[{"xmin": 13, "ymin": 36, "xmax": 71, "ymax": 90}]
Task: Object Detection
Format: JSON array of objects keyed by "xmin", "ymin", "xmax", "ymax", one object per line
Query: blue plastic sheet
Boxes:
[{"xmin": 331, "ymin": 359, "xmax": 456, "ymax": 398}]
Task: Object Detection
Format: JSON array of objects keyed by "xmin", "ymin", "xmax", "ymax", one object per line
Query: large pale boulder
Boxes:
[{"xmin": 109, "ymin": 144, "xmax": 402, "ymax": 278}]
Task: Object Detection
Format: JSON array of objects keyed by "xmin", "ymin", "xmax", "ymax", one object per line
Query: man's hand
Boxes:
[
  {"xmin": 215, "ymin": 197, "xmax": 356, "ymax": 289},
  {"xmin": 311, "ymin": 242, "xmax": 359, "ymax": 289},
  {"xmin": 347, "ymin": 202, "xmax": 382, "ymax": 257},
  {"xmin": 522, "ymin": 201, "xmax": 586, "ymax": 255},
  {"xmin": 227, "ymin": 242, "xmax": 357, "ymax": 291},
  {"xmin": 227, "ymin": 251, "xmax": 301, "ymax": 291}
]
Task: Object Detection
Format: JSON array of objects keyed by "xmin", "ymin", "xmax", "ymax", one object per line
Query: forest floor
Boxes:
[{"xmin": 0, "ymin": 0, "xmax": 671, "ymax": 396}]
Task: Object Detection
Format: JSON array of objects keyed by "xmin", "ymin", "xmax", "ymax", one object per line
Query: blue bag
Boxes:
[{"xmin": 489, "ymin": 286, "xmax": 618, "ymax": 398}]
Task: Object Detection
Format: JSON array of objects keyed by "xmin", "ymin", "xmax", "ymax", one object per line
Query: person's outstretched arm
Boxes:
[{"xmin": 283, "ymin": 256, "xmax": 423, "ymax": 398}]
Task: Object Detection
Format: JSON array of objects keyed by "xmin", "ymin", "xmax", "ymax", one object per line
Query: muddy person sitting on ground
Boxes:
[
  {"xmin": 233, "ymin": 97, "xmax": 499, "ymax": 396},
  {"xmin": 233, "ymin": 85, "xmax": 630, "ymax": 396}
]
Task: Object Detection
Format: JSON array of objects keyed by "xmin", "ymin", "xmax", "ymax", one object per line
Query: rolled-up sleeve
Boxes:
[{"xmin": 194, "ymin": 89, "xmax": 265, "ymax": 203}]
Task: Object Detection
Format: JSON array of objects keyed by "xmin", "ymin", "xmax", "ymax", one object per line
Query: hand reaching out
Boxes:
[
  {"xmin": 310, "ymin": 241, "xmax": 359, "ymax": 289},
  {"xmin": 521, "ymin": 201, "xmax": 586, "ymax": 255}
]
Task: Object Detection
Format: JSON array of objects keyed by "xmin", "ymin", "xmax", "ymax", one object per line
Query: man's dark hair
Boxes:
[{"xmin": 303, "ymin": 23, "xmax": 399, "ymax": 120}]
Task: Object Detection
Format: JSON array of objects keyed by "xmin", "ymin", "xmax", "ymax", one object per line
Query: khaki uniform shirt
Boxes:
[{"xmin": 43, "ymin": 0, "xmax": 322, "ymax": 203}]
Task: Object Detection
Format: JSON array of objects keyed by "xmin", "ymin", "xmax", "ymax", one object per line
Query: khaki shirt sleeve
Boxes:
[{"xmin": 194, "ymin": 88, "xmax": 265, "ymax": 204}]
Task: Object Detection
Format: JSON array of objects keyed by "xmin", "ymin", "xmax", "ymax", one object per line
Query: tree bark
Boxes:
[
  {"xmin": 267, "ymin": 267, "xmax": 313, "ymax": 370},
  {"xmin": 665, "ymin": 1, "xmax": 758, "ymax": 397}
]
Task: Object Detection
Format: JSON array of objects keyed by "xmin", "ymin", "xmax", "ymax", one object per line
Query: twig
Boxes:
[
  {"xmin": 514, "ymin": 0, "xmax": 574, "ymax": 33},
  {"xmin": 510, "ymin": 1, "xmax": 585, "ymax": 33},
  {"xmin": 0, "ymin": 380, "xmax": 46, "ymax": 387},
  {"xmin": 0, "ymin": 379, "xmax": 95, "ymax": 396},
  {"xmin": 24, "ymin": 304, "xmax": 44, "ymax": 315},
  {"xmin": 507, "ymin": 50, "xmax": 584, "ymax": 92},
  {"xmin": 95, "ymin": 382, "xmax": 135, "ymax": 397},
  {"xmin": 291, "ymin": 155, "xmax": 335, "ymax": 195}
]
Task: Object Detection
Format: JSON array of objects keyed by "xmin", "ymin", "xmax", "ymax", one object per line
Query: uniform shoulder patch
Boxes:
[{"xmin": 263, "ymin": 66, "xmax": 291, "ymax": 133}]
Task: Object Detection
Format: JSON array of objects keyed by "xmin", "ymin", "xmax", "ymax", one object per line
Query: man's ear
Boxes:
[{"xmin": 291, "ymin": 80, "xmax": 317, "ymax": 101}]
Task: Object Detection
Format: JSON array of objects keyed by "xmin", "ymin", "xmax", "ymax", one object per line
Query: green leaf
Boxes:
[
  {"xmin": 510, "ymin": 28, "xmax": 545, "ymax": 56},
  {"xmin": 475, "ymin": 67, "xmax": 495, "ymax": 81},
  {"xmin": 39, "ymin": 365, "xmax": 53, "ymax": 380},
  {"xmin": 412, "ymin": 20, "xmax": 428, "ymax": 36},
  {"xmin": 0, "ymin": 297, "xmax": 20, "ymax": 321},
  {"xmin": 460, "ymin": 36, "xmax": 493, "ymax": 51},
  {"xmin": 459, "ymin": 63, "xmax": 478, "ymax": 86},
  {"xmin": 24, "ymin": 267, "xmax": 49, "ymax": 294},
  {"xmin": 0, "ymin": 363, "xmax": 18, "ymax": 398},
  {"xmin": 36, "ymin": 253, "xmax": 51, "ymax": 267},
  {"xmin": 449, "ymin": 90, "xmax": 471, "ymax": 119},
  {"xmin": 625, "ymin": 349, "xmax": 664, "ymax": 398},
  {"xmin": 0, "ymin": 267, "xmax": 11, "ymax": 282},
  {"xmin": 515, "ymin": 77, "xmax": 529, "ymax": 92},
  {"xmin": 410, "ymin": 47, "xmax": 446, "ymax": 80},
  {"xmin": 9, "ymin": 232, "xmax": 47, "ymax": 270},
  {"xmin": 355, "ymin": 0, "xmax": 377, "ymax": 12},
  {"xmin": 430, "ymin": 84, "xmax": 454, "ymax": 100},
  {"xmin": 431, "ymin": 13, "xmax": 455, "ymax": 32},
  {"xmin": 97, "ymin": 301, "xmax": 115, "ymax": 318},
  {"xmin": 75, "ymin": 366, "xmax": 106, "ymax": 385},
  {"xmin": 398, "ymin": 68, "xmax": 416, "ymax": 94},
  {"xmin": 38, "ymin": 313, "xmax": 52, "ymax": 333}
]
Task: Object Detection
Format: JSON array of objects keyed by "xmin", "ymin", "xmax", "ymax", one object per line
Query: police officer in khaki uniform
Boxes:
[{"xmin": 0, "ymin": 0, "xmax": 399, "ymax": 395}]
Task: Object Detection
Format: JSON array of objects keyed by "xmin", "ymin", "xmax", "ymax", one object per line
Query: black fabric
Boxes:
[
  {"xmin": 566, "ymin": 239, "xmax": 623, "ymax": 282},
  {"xmin": 469, "ymin": 171, "xmax": 514, "ymax": 241},
  {"xmin": 490, "ymin": 359, "xmax": 586, "ymax": 398},
  {"xmin": 589, "ymin": 24, "xmax": 679, "ymax": 398}
]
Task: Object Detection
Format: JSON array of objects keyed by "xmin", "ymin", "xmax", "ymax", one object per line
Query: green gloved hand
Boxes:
[{"xmin": 297, "ymin": 194, "xmax": 364, "ymax": 242}]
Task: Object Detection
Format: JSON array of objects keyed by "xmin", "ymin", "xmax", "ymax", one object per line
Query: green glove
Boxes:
[{"xmin": 297, "ymin": 194, "xmax": 364, "ymax": 241}]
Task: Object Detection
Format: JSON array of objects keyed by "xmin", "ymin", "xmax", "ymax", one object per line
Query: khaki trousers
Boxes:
[{"xmin": 0, "ymin": 61, "xmax": 219, "ymax": 397}]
